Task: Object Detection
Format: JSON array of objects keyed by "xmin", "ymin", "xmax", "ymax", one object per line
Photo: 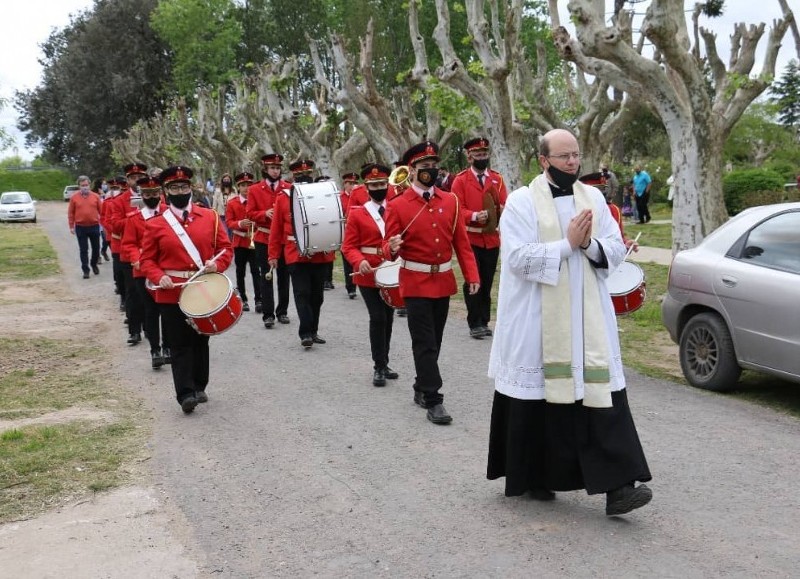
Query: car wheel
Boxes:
[
  {"xmin": 679, "ymin": 312, "xmax": 741, "ymax": 392},
  {"xmin": 32, "ymin": 216, "xmax": 37, "ymax": 223}
]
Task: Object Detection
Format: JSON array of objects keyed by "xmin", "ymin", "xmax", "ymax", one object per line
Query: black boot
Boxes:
[
  {"xmin": 372, "ymin": 368, "xmax": 386, "ymax": 387},
  {"xmin": 151, "ymin": 350, "xmax": 164, "ymax": 369}
]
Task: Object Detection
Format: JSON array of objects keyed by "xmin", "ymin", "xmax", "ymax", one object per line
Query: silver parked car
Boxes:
[
  {"xmin": 662, "ymin": 202, "xmax": 800, "ymax": 391},
  {"xmin": 0, "ymin": 191, "xmax": 37, "ymax": 223}
]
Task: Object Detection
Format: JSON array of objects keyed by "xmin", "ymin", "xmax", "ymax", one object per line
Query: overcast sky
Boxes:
[{"xmin": 0, "ymin": 0, "xmax": 795, "ymax": 161}]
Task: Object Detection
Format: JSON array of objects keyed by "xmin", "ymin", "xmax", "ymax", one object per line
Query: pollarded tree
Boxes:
[{"xmin": 552, "ymin": 0, "xmax": 794, "ymax": 251}]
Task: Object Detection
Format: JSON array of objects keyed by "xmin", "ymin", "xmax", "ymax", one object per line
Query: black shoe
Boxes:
[
  {"xmin": 83, "ymin": 272, "xmax": 90, "ymax": 279},
  {"xmin": 127, "ymin": 333, "xmax": 141, "ymax": 345},
  {"xmin": 426, "ymin": 404, "xmax": 453, "ymax": 424},
  {"xmin": 413, "ymin": 391, "xmax": 426, "ymax": 408},
  {"xmin": 373, "ymin": 368, "xmax": 386, "ymax": 387},
  {"xmin": 469, "ymin": 327, "xmax": 484, "ymax": 339},
  {"xmin": 102, "ymin": 251, "xmax": 110, "ymax": 262},
  {"xmin": 91, "ymin": 264, "xmax": 100, "ymax": 275},
  {"xmin": 348, "ymin": 291, "xmax": 357, "ymax": 299},
  {"xmin": 301, "ymin": 337, "xmax": 313, "ymax": 348},
  {"xmin": 264, "ymin": 316, "xmax": 275, "ymax": 328},
  {"xmin": 162, "ymin": 347, "xmax": 171, "ymax": 364},
  {"xmin": 195, "ymin": 391, "xmax": 208, "ymax": 403},
  {"xmin": 119, "ymin": 301, "xmax": 126, "ymax": 312},
  {"xmin": 324, "ymin": 281, "xmax": 334, "ymax": 290},
  {"xmin": 123, "ymin": 318, "xmax": 129, "ymax": 325},
  {"xmin": 181, "ymin": 395, "xmax": 198, "ymax": 414},
  {"xmin": 312, "ymin": 334, "xmax": 326, "ymax": 344},
  {"xmin": 528, "ymin": 487, "xmax": 556, "ymax": 501},
  {"xmin": 384, "ymin": 366, "xmax": 399, "ymax": 380},
  {"xmin": 242, "ymin": 301, "xmax": 250, "ymax": 312},
  {"xmin": 151, "ymin": 350, "xmax": 164, "ymax": 369},
  {"xmin": 482, "ymin": 326, "xmax": 493, "ymax": 337},
  {"xmin": 278, "ymin": 315, "xmax": 290, "ymax": 324},
  {"xmin": 396, "ymin": 308, "xmax": 407, "ymax": 317},
  {"xmin": 605, "ymin": 484, "xmax": 652, "ymax": 516},
  {"xmin": 645, "ymin": 215, "xmax": 651, "ymax": 223},
  {"xmin": 254, "ymin": 301, "xmax": 263, "ymax": 314}
]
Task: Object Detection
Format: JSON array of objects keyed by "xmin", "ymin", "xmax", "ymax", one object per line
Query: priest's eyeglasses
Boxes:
[
  {"xmin": 166, "ymin": 183, "xmax": 192, "ymax": 193},
  {"xmin": 547, "ymin": 152, "xmax": 583, "ymax": 162}
]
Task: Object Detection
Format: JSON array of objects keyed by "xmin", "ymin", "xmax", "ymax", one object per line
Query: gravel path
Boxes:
[{"xmin": 18, "ymin": 202, "xmax": 800, "ymax": 577}]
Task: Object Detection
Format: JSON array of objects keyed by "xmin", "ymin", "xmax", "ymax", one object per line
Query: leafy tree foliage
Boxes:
[
  {"xmin": 15, "ymin": 0, "xmax": 172, "ymax": 175},
  {"xmin": 770, "ymin": 59, "xmax": 800, "ymax": 135}
]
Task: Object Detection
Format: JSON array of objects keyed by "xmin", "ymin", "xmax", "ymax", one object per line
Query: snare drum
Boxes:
[
  {"xmin": 374, "ymin": 259, "xmax": 404, "ymax": 309},
  {"xmin": 291, "ymin": 181, "xmax": 345, "ymax": 256},
  {"xmin": 606, "ymin": 261, "xmax": 647, "ymax": 315},
  {"xmin": 178, "ymin": 272, "xmax": 243, "ymax": 335}
]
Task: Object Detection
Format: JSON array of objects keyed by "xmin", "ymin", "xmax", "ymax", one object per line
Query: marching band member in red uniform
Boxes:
[
  {"xmin": 140, "ymin": 166, "xmax": 232, "ymax": 414},
  {"xmin": 385, "ymin": 141, "xmax": 480, "ymax": 424},
  {"xmin": 341, "ymin": 164, "xmax": 399, "ymax": 387},
  {"xmin": 226, "ymin": 172, "xmax": 261, "ymax": 312},
  {"xmin": 121, "ymin": 177, "xmax": 169, "ymax": 369},
  {"xmin": 451, "ymin": 137, "xmax": 508, "ymax": 339},
  {"xmin": 339, "ymin": 172, "xmax": 360, "ymax": 299},
  {"xmin": 268, "ymin": 159, "xmax": 335, "ymax": 349},
  {"xmin": 102, "ymin": 176, "xmax": 130, "ymax": 310},
  {"xmin": 248, "ymin": 154, "xmax": 292, "ymax": 328}
]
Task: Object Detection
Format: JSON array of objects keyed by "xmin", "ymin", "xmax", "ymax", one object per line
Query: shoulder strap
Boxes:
[{"xmin": 163, "ymin": 210, "xmax": 204, "ymax": 269}]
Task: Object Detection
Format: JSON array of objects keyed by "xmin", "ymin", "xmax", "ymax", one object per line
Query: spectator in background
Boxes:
[
  {"xmin": 436, "ymin": 167, "xmax": 455, "ymax": 192},
  {"xmin": 68, "ymin": 175, "xmax": 103, "ymax": 279},
  {"xmin": 632, "ymin": 165, "xmax": 652, "ymax": 224},
  {"xmin": 600, "ymin": 163, "xmax": 621, "ymax": 207},
  {"xmin": 92, "ymin": 178, "xmax": 111, "ymax": 261}
]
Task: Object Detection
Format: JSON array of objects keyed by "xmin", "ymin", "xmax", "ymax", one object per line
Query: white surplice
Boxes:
[{"xmin": 488, "ymin": 174, "xmax": 628, "ymax": 401}]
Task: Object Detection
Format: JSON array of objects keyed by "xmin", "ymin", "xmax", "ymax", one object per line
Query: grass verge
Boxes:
[{"xmin": 0, "ymin": 223, "xmax": 60, "ymax": 278}]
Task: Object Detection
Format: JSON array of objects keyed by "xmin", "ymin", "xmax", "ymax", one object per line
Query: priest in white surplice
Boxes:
[{"xmin": 486, "ymin": 129, "xmax": 652, "ymax": 517}]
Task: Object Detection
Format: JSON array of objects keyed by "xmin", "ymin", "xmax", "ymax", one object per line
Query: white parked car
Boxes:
[
  {"xmin": 0, "ymin": 191, "xmax": 37, "ymax": 223},
  {"xmin": 63, "ymin": 185, "xmax": 79, "ymax": 201}
]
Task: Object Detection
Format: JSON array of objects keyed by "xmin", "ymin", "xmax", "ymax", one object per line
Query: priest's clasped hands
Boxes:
[{"xmin": 567, "ymin": 209, "xmax": 593, "ymax": 250}]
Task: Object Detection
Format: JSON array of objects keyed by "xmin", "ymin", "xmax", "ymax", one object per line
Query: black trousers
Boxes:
[
  {"xmin": 121, "ymin": 263, "xmax": 142, "ymax": 333},
  {"xmin": 288, "ymin": 262, "xmax": 327, "ymax": 339},
  {"xmin": 111, "ymin": 252, "xmax": 126, "ymax": 299},
  {"xmin": 325, "ymin": 261, "xmax": 334, "ymax": 283},
  {"xmin": 404, "ymin": 296, "xmax": 450, "ymax": 407},
  {"xmin": 100, "ymin": 229, "xmax": 109, "ymax": 254},
  {"xmin": 135, "ymin": 277, "xmax": 167, "ymax": 352},
  {"xmin": 74, "ymin": 224, "xmax": 100, "ymax": 273},
  {"xmin": 254, "ymin": 242, "xmax": 290, "ymax": 319},
  {"xmin": 341, "ymin": 253, "xmax": 355, "ymax": 293},
  {"xmin": 160, "ymin": 303, "xmax": 209, "ymax": 404},
  {"xmin": 635, "ymin": 194, "xmax": 650, "ymax": 223},
  {"xmin": 463, "ymin": 245, "xmax": 499, "ymax": 330},
  {"xmin": 233, "ymin": 246, "xmax": 261, "ymax": 304},
  {"xmin": 359, "ymin": 286, "xmax": 395, "ymax": 369}
]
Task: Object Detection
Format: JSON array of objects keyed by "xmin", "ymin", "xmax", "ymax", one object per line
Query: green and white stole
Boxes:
[{"xmin": 530, "ymin": 177, "xmax": 612, "ymax": 409}]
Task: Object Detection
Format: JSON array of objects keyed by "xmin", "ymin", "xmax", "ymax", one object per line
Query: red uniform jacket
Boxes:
[
  {"xmin": 340, "ymin": 190, "xmax": 353, "ymax": 219},
  {"xmin": 347, "ymin": 184, "xmax": 369, "ymax": 212},
  {"xmin": 384, "ymin": 187, "xmax": 479, "ymax": 299},
  {"xmin": 225, "ymin": 195, "xmax": 253, "ymax": 249},
  {"xmin": 106, "ymin": 190, "xmax": 135, "ymax": 255},
  {"xmin": 140, "ymin": 205, "xmax": 233, "ymax": 304},
  {"xmin": 268, "ymin": 191, "xmax": 334, "ymax": 265},
  {"xmin": 120, "ymin": 204, "xmax": 168, "ymax": 278},
  {"xmin": 341, "ymin": 203, "xmax": 391, "ymax": 288},
  {"xmin": 450, "ymin": 168, "xmax": 508, "ymax": 250},
  {"xmin": 247, "ymin": 179, "xmax": 289, "ymax": 245},
  {"xmin": 100, "ymin": 194, "xmax": 124, "ymax": 253}
]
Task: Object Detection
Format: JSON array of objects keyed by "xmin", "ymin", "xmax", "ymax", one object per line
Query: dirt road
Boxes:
[{"xmin": 3, "ymin": 202, "xmax": 799, "ymax": 578}]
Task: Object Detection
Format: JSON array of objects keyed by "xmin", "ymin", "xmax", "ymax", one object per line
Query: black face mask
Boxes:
[
  {"xmin": 369, "ymin": 188, "xmax": 388, "ymax": 202},
  {"xmin": 472, "ymin": 158, "xmax": 489, "ymax": 171},
  {"xmin": 142, "ymin": 196, "xmax": 161, "ymax": 209},
  {"xmin": 416, "ymin": 167, "xmax": 439, "ymax": 188},
  {"xmin": 547, "ymin": 164, "xmax": 580, "ymax": 191},
  {"xmin": 262, "ymin": 171, "xmax": 279, "ymax": 183},
  {"xmin": 294, "ymin": 175, "xmax": 313, "ymax": 184},
  {"xmin": 168, "ymin": 193, "xmax": 192, "ymax": 209}
]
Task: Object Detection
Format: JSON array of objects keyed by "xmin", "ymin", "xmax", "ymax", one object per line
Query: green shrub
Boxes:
[
  {"xmin": 722, "ymin": 169, "xmax": 785, "ymax": 214},
  {"xmin": 761, "ymin": 160, "xmax": 798, "ymax": 182},
  {"xmin": 0, "ymin": 169, "xmax": 75, "ymax": 201}
]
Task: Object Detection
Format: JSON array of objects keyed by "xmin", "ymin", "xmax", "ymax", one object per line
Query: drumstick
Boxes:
[
  {"xmin": 622, "ymin": 232, "xmax": 642, "ymax": 262},
  {"xmin": 173, "ymin": 279, "xmax": 208, "ymax": 287},
  {"xmin": 399, "ymin": 202, "xmax": 429, "ymax": 238},
  {"xmin": 186, "ymin": 249, "xmax": 227, "ymax": 284},
  {"xmin": 349, "ymin": 261, "xmax": 396, "ymax": 276}
]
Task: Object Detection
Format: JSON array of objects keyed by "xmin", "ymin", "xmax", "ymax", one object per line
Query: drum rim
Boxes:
[
  {"xmin": 178, "ymin": 272, "xmax": 235, "ymax": 318},
  {"xmin": 606, "ymin": 261, "xmax": 645, "ymax": 296},
  {"xmin": 290, "ymin": 181, "xmax": 344, "ymax": 256},
  {"xmin": 374, "ymin": 259, "xmax": 401, "ymax": 288}
]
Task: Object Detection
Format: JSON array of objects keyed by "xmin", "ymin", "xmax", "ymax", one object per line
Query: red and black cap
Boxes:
[
  {"xmin": 159, "ymin": 165, "xmax": 194, "ymax": 187},
  {"xmin": 136, "ymin": 176, "xmax": 162, "ymax": 190},
  {"xmin": 288, "ymin": 159, "xmax": 315, "ymax": 174},
  {"xmin": 360, "ymin": 163, "xmax": 391, "ymax": 183},
  {"xmin": 110, "ymin": 176, "xmax": 127, "ymax": 187},
  {"xmin": 261, "ymin": 153, "xmax": 284, "ymax": 166},
  {"xmin": 464, "ymin": 137, "xmax": 490, "ymax": 152},
  {"xmin": 401, "ymin": 141, "xmax": 440, "ymax": 167},
  {"xmin": 341, "ymin": 172, "xmax": 359, "ymax": 184},
  {"xmin": 234, "ymin": 171, "xmax": 255, "ymax": 185},
  {"xmin": 123, "ymin": 162, "xmax": 148, "ymax": 177}
]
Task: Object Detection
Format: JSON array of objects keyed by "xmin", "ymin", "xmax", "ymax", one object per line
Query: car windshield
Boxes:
[{"xmin": 1, "ymin": 193, "xmax": 32, "ymax": 204}]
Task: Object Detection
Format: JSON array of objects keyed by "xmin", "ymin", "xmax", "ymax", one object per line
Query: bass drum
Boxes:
[
  {"xmin": 178, "ymin": 272, "xmax": 243, "ymax": 335},
  {"xmin": 374, "ymin": 259, "xmax": 404, "ymax": 309},
  {"xmin": 606, "ymin": 261, "xmax": 646, "ymax": 315},
  {"xmin": 291, "ymin": 181, "xmax": 345, "ymax": 256}
]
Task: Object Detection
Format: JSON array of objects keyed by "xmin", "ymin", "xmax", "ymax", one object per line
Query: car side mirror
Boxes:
[{"xmin": 743, "ymin": 245, "xmax": 763, "ymax": 259}]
